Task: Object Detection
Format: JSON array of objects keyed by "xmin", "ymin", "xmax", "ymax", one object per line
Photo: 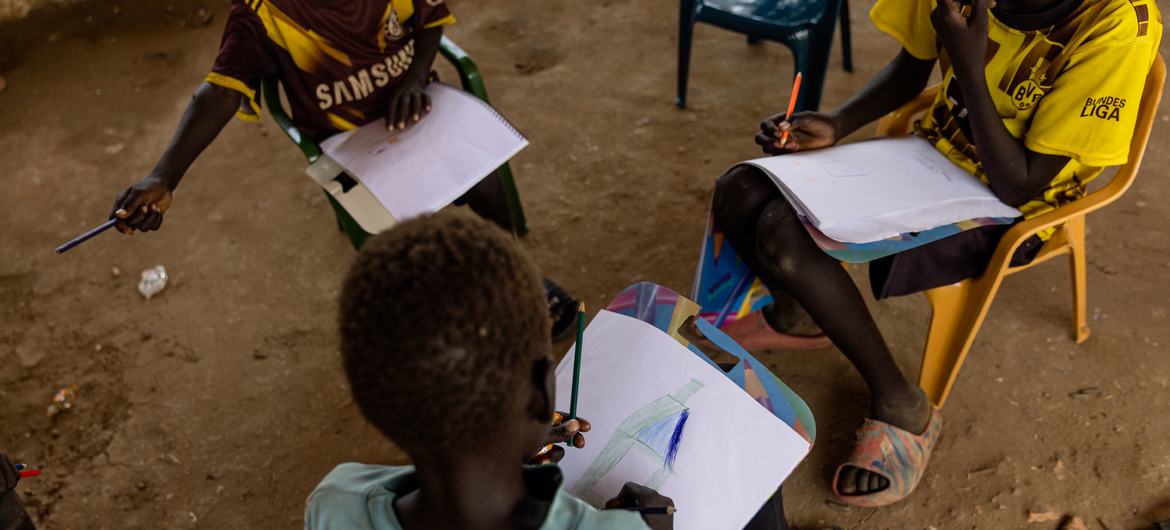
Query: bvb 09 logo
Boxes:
[
  {"xmin": 384, "ymin": 6, "xmax": 405, "ymax": 42},
  {"xmin": 1011, "ymin": 80, "xmax": 1044, "ymax": 110}
]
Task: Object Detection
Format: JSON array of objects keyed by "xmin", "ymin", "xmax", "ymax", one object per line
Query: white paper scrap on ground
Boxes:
[
  {"xmin": 555, "ymin": 310, "xmax": 810, "ymax": 530},
  {"xmin": 743, "ymin": 136, "xmax": 1021, "ymax": 243},
  {"xmin": 320, "ymin": 83, "xmax": 528, "ymax": 222}
]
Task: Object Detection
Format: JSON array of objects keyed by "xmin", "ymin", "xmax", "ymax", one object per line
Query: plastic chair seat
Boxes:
[
  {"xmin": 873, "ymin": 55, "xmax": 1165, "ymax": 408},
  {"xmin": 261, "ymin": 37, "xmax": 528, "ymax": 249}
]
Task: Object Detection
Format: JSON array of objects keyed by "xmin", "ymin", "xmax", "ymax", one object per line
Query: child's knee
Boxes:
[
  {"xmin": 713, "ymin": 166, "xmax": 775, "ymax": 220},
  {"xmin": 756, "ymin": 201, "xmax": 803, "ymax": 277}
]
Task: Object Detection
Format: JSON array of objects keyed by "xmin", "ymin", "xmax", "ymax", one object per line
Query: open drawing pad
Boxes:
[
  {"xmin": 554, "ymin": 310, "xmax": 810, "ymax": 530},
  {"xmin": 743, "ymin": 136, "xmax": 1021, "ymax": 243},
  {"xmin": 317, "ymin": 83, "xmax": 528, "ymax": 231}
]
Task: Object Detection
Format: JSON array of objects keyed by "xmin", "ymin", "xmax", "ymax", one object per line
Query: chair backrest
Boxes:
[
  {"xmin": 874, "ymin": 55, "xmax": 1165, "ymax": 224},
  {"xmin": 1063, "ymin": 54, "xmax": 1164, "ymax": 219}
]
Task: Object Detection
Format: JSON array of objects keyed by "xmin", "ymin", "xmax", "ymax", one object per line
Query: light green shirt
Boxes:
[{"xmin": 304, "ymin": 463, "xmax": 650, "ymax": 530}]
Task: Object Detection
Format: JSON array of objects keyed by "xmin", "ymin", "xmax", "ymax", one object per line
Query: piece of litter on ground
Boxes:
[
  {"xmin": 1054, "ymin": 459, "xmax": 1066, "ymax": 480},
  {"xmin": 111, "ymin": 266, "xmax": 121, "ymax": 277},
  {"xmin": 103, "ymin": 143, "xmax": 125, "ymax": 155},
  {"xmin": 1069, "ymin": 387, "xmax": 1100, "ymax": 399},
  {"xmin": 967, "ymin": 467, "xmax": 996, "ymax": 478},
  {"xmin": 1060, "ymin": 516, "xmax": 1088, "ymax": 530},
  {"xmin": 46, "ymin": 385, "xmax": 80, "ymax": 417},
  {"xmin": 1027, "ymin": 510, "xmax": 1062, "ymax": 523},
  {"xmin": 138, "ymin": 265, "xmax": 168, "ymax": 299}
]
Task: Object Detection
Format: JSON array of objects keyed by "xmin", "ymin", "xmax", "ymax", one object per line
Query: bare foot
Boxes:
[{"xmin": 836, "ymin": 386, "xmax": 932, "ymax": 497}]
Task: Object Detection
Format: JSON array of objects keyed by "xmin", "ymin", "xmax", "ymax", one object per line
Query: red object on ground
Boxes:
[{"xmin": 18, "ymin": 469, "xmax": 41, "ymax": 478}]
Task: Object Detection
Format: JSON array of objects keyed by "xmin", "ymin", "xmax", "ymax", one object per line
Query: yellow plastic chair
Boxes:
[{"xmin": 873, "ymin": 55, "xmax": 1165, "ymax": 408}]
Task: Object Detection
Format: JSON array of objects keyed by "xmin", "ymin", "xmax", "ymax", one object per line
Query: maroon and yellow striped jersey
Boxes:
[{"xmin": 207, "ymin": 0, "xmax": 454, "ymax": 140}]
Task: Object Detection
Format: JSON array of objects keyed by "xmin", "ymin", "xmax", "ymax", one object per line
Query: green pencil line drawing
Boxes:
[{"xmin": 570, "ymin": 379, "xmax": 705, "ymax": 505}]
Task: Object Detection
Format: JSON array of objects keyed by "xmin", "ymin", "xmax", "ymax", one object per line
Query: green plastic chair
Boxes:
[{"xmin": 261, "ymin": 36, "xmax": 529, "ymax": 250}]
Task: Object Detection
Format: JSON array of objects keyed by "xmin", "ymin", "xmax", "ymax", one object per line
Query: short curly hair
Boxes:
[{"xmin": 338, "ymin": 210, "xmax": 551, "ymax": 455}]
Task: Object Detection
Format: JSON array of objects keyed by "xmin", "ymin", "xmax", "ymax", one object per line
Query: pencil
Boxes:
[
  {"xmin": 621, "ymin": 506, "xmax": 676, "ymax": 515},
  {"xmin": 568, "ymin": 302, "xmax": 585, "ymax": 420},
  {"xmin": 714, "ymin": 269, "xmax": 752, "ymax": 329},
  {"xmin": 778, "ymin": 72, "xmax": 803, "ymax": 148},
  {"xmin": 55, "ymin": 218, "xmax": 118, "ymax": 254}
]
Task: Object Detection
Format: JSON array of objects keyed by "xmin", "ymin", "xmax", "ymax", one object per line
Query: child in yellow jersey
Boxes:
[{"xmin": 709, "ymin": 0, "xmax": 1161, "ymax": 508}]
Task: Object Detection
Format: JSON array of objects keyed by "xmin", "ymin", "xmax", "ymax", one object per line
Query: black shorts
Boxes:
[{"xmin": 868, "ymin": 224, "xmax": 1043, "ymax": 300}]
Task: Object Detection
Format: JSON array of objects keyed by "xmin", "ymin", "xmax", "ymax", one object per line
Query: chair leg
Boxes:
[
  {"xmin": 325, "ymin": 193, "xmax": 371, "ymax": 250},
  {"xmin": 920, "ymin": 277, "xmax": 1002, "ymax": 408},
  {"xmin": 791, "ymin": 40, "xmax": 829, "ymax": 112},
  {"xmin": 495, "ymin": 162, "xmax": 529, "ymax": 237},
  {"xmin": 838, "ymin": 0, "xmax": 853, "ymax": 72},
  {"xmin": 677, "ymin": 0, "xmax": 697, "ymax": 108},
  {"xmin": 1066, "ymin": 216, "xmax": 1091, "ymax": 343}
]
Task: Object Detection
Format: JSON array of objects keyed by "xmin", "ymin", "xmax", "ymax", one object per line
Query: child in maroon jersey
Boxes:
[{"xmin": 106, "ymin": 0, "xmax": 580, "ymax": 338}]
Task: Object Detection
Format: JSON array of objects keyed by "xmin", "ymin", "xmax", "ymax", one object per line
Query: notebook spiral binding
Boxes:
[{"xmin": 441, "ymin": 83, "xmax": 527, "ymax": 142}]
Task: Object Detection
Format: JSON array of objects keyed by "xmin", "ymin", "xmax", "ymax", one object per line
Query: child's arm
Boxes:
[
  {"xmin": 933, "ymin": 0, "xmax": 1070, "ymax": 206},
  {"xmin": 757, "ymin": 48, "xmax": 936, "ymax": 154},
  {"xmin": 109, "ymin": 82, "xmax": 241, "ymax": 234},
  {"xmin": 384, "ymin": 25, "xmax": 444, "ymax": 131}
]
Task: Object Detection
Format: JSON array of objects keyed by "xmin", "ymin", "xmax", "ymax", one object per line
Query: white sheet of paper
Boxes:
[
  {"xmin": 319, "ymin": 83, "xmax": 528, "ymax": 222},
  {"xmin": 555, "ymin": 311, "xmax": 810, "ymax": 530},
  {"xmin": 744, "ymin": 136, "xmax": 1021, "ymax": 243}
]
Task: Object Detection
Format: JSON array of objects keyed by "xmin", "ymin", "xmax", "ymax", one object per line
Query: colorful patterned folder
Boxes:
[
  {"xmin": 605, "ymin": 282, "xmax": 815, "ymax": 444},
  {"xmin": 690, "ymin": 214, "xmax": 1015, "ymax": 328}
]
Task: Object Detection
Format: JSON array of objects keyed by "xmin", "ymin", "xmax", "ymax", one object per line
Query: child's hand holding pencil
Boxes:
[
  {"xmin": 757, "ymin": 111, "xmax": 842, "ymax": 155},
  {"xmin": 529, "ymin": 411, "xmax": 592, "ymax": 465},
  {"xmin": 756, "ymin": 72, "xmax": 842, "ymax": 155}
]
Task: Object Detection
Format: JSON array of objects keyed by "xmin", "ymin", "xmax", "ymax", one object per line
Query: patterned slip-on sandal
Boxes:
[
  {"xmin": 832, "ymin": 407, "xmax": 943, "ymax": 508},
  {"xmin": 719, "ymin": 309, "xmax": 833, "ymax": 351}
]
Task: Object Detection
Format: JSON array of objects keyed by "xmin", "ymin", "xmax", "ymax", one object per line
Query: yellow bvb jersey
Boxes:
[{"xmin": 870, "ymin": 0, "xmax": 1162, "ymax": 225}]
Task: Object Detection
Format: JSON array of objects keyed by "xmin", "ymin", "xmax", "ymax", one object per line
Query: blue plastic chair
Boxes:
[{"xmin": 677, "ymin": 0, "xmax": 853, "ymax": 111}]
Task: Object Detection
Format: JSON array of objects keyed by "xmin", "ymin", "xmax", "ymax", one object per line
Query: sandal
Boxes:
[
  {"xmin": 832, "ymin": 407, "xmax": 943, "ymax": 507},
  {"xmin": 544, "ymin": 278, "xmax": 579, "ymax": 342},
  {"xmin": 719, "ymin": 309, "xmax": 832, "ymax": 351}
]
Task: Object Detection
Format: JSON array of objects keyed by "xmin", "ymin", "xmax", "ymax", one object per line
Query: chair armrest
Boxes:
[
  {"xmin": 874, "ymin": 85, "xmax": 940, "ymax": 138},
  {"xmin": 438, "ymin": 36, "xmax": 491, "ymax": 104},
  {"xmin": 261, "ymin": 76, "xmax": 322, "ymax": 162}
]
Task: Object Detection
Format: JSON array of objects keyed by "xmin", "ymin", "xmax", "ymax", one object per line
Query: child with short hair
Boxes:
[
  {"xmin": 106, "ymin": 0, "xmax": 579, "ymax": 338},
  {"xmin": 712, "ymin": 0, "xmax": 1161, "ymax": 508},
  {"xmin": 308, "ymin": 210, "xmax": 674, "ymax": 530}
]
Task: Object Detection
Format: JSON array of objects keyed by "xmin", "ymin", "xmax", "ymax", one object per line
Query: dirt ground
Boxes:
[{"xmin": 2, "ymin": 0, "xmax": 1169, "ymax": 528}]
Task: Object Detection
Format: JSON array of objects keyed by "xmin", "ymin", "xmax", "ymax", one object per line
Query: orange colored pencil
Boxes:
[{"xmin": 778, "ymin": 72, "xmax": 803, "ymax": 148}]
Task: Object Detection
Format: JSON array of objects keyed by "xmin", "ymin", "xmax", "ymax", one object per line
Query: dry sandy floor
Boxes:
[{"xmin": 2, "ymin": 0, "xmax": 1170, "ymax": 528}]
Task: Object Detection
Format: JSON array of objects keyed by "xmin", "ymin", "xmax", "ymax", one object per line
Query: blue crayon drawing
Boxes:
[{"xmin": 570, "ymin": 379, "xmax": 704, "ymax": 505}]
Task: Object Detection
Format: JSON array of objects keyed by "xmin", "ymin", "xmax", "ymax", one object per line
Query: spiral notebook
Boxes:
[
  {"xmin": 741, "ymin": 136, "xmax": 1021, "ymax": 243},
  {"xmin": 318, "ymin": 83, "xmax": 528, "ymax": 228}
]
